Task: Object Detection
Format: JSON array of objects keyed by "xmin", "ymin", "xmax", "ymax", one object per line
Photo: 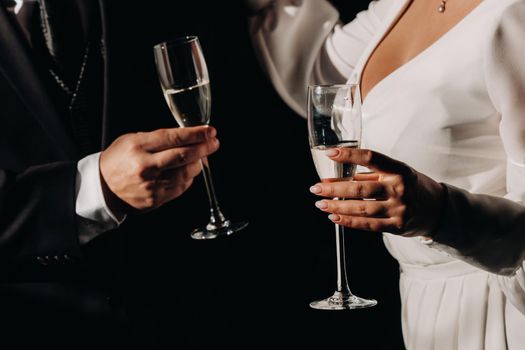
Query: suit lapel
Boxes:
[
  {"xmin": 98, "ymin": 0, "xmax": 111, "ymax": 149},
  {"xmin": 0, "ymin": 6, "xmax": 78, "ymax": 160}
]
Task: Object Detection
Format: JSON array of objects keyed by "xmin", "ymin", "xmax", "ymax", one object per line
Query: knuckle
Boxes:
[
  {"xmin": 396, "ymin": 183, "xmax": 406, "ymax": 196},
  {"xmin": 354, "ymin": 183, "xmax": 364, "ymax": 198},
  {"xmin": 392, "ymin": 217, "xmax": 405, "ymax": 231},
  {"xmin": 168, "ymin": 130, "xmax": 183, "ymax": 146},
  {"xmin": 142, "ymin": 180, "xmax": 156, "ymax": 193},
  {"xmin": 196, "ymin": 129, "xmax": 207, "ymax": 142},
  {"xmin": 120, "ymin": 134, "xmax": 140, "ymax": 151},
  {"xmin": 367, "ymin": 220, "xmax": 383, "ymax": 232},
  {"xmin": 142, "ymin": 197, "xmax": 155, "ymax": 209},
  {"xmin": 356, "ymin": 203, "xmax": 368, "ymax": 216},
  {"xmin": 137, "ymin": 191, "xmax": 155, "ymax": 209},
  {"xmin": 362, "ymin": 150, "xmax": 374, "ymax": 164},
  {"xmin": 391, "ymin": 173, "xmax": 403, "ymax": 184},
  {"xmin": 397, "ymin": 204, "xmax": 408, "ymax": 218},
  {"xmin": 364, "ymin": 220, "xmax": 375, "ymax": 231},
  {"xmin": 392, "ymin": 177, "xmax": 405, "ymax": 197},
  {"xmin": 130, "ymin": 159, "xmax": 149, "ymax": 178},
  {"xmin": 133, "ymin": 132, "xmax": 147, "ymax": 144},
  {"xmin": 118, "ymin": 133, "xmax": 134, "ymax": 143},
  {"xmin": 177, "ymin": 150, "xmax": 188, "ymax": 164},
  {"xmin": 141, "ymin": 182, "xmax": 159, "ymax": 208}
]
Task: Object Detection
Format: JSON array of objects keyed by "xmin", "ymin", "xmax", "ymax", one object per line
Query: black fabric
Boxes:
[
  {"xmin": 0, "ymin": 163, "xmax": 81, "ymax": 278},
  {"xmin": 37, "ymin": 0, "xmax": 87, "ymax": 90},
  {"xmin": 0, "ymin": 1, "xmax": 404, "ymax": 348},
  {"xmin": 66, "ymin": 36, "xmax": 104, "ymax": 156},
  {"xmin": 0, "ymin": 1, "xmax": 224, "ymax": 348},
  {"xmin": 31, "ymin": 0, "xmax": 103, "ymax": 156}
]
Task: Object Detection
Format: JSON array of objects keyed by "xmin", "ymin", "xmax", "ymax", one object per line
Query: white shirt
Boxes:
[
  {"xmin": 76, "ymin": 153, "xmax": 124, "ymax": 244},
  {"xmin": 251, "ymin": 0, "xmax": 525, "ymax": 348}
]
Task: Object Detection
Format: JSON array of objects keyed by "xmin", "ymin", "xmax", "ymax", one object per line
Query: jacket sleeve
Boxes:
[{"xmin": 0, "ymin": 162, "xmax": 84, "ymax": 279}]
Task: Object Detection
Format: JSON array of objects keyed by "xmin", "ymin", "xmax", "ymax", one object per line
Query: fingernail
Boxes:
[
  {"xmin": 309, "ymin": 185, "xmax": 322, "ymax": 194},
  {"xmin": 315, "ymin": 200, "xmax": 328, "ymax": 209},
  {"xmin": 325, "ymin": 149, "xmax": 340, "ymax": 157},
  {"xmin": 207, "ymin": 127, "xmax": 217, "ymax": 138},
  {"xmin": 328, "ymin": 214, "xmax": 340, "ymax": 222}
]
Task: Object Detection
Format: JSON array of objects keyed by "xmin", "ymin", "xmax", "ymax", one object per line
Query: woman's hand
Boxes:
[{"xmin": 310, "ymin": 148, "xmax": 446, "ymax": 236}]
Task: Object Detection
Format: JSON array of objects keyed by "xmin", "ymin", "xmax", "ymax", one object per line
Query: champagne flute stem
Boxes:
[
  {"xmin": 335, "ymin": 222, "xmax": 352, "ymax": 295},
  {"xmin": 200, "ymin": 158, "xmax": 226, "ymax": 226}
]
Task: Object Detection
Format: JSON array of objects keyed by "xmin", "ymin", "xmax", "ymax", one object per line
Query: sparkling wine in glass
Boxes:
[
  {"xmin": 153, "ymin": 36, "xmax": 249, "ymax": 240},
  {"xmin": 307, "ymin": 84, "xmax": 377, "ymax": 310}
]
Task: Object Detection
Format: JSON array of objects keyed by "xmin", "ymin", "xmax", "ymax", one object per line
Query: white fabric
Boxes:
[
  {"xmin": 76, "ymin": 152, "xmax": 125, "ymax": 244},
  {"xmin": 251, "ymin": 0, "xmax": 525, "ymax": 348}
]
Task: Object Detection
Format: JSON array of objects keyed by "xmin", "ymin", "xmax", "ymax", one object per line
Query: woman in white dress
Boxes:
[{"xmin": 248, "ymin": 0, "xmax": 525, "ymax": 348}]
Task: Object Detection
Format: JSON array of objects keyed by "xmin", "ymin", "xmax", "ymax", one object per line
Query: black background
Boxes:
[{"xmin": 108, "ymin": 1, "xmax": 405, "ymax": 348}]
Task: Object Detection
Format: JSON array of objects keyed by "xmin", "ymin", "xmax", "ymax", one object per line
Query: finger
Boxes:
[
  {"xmin": 158, "ymin": 161, "xmax": 202, "ymax": 182},
  {"xmin": 153, "ymin": 178, "xmax": 195, "ymax": 207},
  {"xmin": 151, "ymin": 138, "xmax": 219, "ymax": 170},
  {"xmin": 353, "ymin": 172, "xmax": 379, "ymax": 181},
  {"xmin": 139, "ymin": 126, "xmax": 217, "ymax": 152},
  {"xmin": 327, "ymin": 148, "xmax": 409, "ymax": 175},
  {"xmin": 310, "ymin": 180, "xmax": 386, "ymax": 199},
  {"xmin": 328, "ymin": 214, "xmax": 403, "ymax": 232},
  {"xmin": 315, "ymin": 199, "xmax": 388, "ymax": 218}
]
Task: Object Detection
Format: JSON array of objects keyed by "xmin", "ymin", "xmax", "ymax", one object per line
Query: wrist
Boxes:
[{"xmin": 99, "ymin": 171, "xmax": 128, "ymax": 222}]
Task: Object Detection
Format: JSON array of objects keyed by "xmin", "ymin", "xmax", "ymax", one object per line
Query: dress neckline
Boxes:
[{"xmin": 354, "ymin": 0, "xmax": 487, "ymax": 108}]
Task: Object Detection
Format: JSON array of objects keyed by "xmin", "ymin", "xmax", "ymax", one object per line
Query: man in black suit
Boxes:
[{"xmin": 0, "ymin": 0, "xmax": 222, "ymax": 347}]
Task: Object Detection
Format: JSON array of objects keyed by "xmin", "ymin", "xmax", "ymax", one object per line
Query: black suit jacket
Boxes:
[{"xmin": 0, "ymin": 1, "xmax": 227, "ymax": 348}]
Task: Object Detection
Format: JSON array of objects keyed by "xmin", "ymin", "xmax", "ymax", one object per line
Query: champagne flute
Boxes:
[
  {"xmin": 307, "ymin": 84, "xmax": 377, "ymax": 310},
  {"xmin": 153, "ymin": 36, "xmax": 249, "ymax": 240}
]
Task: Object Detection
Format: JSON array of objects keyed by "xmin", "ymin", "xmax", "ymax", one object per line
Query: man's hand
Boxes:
[{"xmin": 100, "ymin": 126, "xmax": 219, "ymax": 216}]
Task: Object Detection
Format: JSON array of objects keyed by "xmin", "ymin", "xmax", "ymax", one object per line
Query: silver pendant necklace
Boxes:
[{"xmin": 438, "ymin": 0, "xmax": 448, "ymax": 13}]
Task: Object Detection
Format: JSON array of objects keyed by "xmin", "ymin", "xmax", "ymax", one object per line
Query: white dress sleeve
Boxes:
[
  {"xmin": 428, "ymin": 1, "xmax": 525, "ymax": 314},
  {"xmin": 249, "ymin": 0, "xmax": 394, "ymax": 116}
]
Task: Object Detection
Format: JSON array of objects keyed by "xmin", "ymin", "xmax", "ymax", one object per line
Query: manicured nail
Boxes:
[
  {"xmin": 328, "ymin": 214, "xmax": 340, "ymax": 222},
  {"xmin": 315, "ymin": 201, "xmax": 328, "ymax": 209},
  {"xmin": 310, "ymin": 185, "xmax": 322, "ymax": 194},
  {"xmin": 325, "ymin": 149, "xmax": 340, "ymax": 157}
]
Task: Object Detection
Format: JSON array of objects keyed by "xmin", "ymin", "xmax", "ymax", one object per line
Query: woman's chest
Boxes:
[
  {"xmin": 360, "ymin": 0, "xmax": 484, "ymax": 103},
  {"xmin": 355, "ymin": 3, "xmax": 505, "ymax": 184}
]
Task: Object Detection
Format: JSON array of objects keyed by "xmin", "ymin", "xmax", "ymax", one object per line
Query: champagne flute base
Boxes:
[
  {"xmin": 190, "ymin": 220, "xmax": 249, "ymax": 240},
  {"xmin": 310, "ymin": 291, "xmax": 377, "ymax": 310}
]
